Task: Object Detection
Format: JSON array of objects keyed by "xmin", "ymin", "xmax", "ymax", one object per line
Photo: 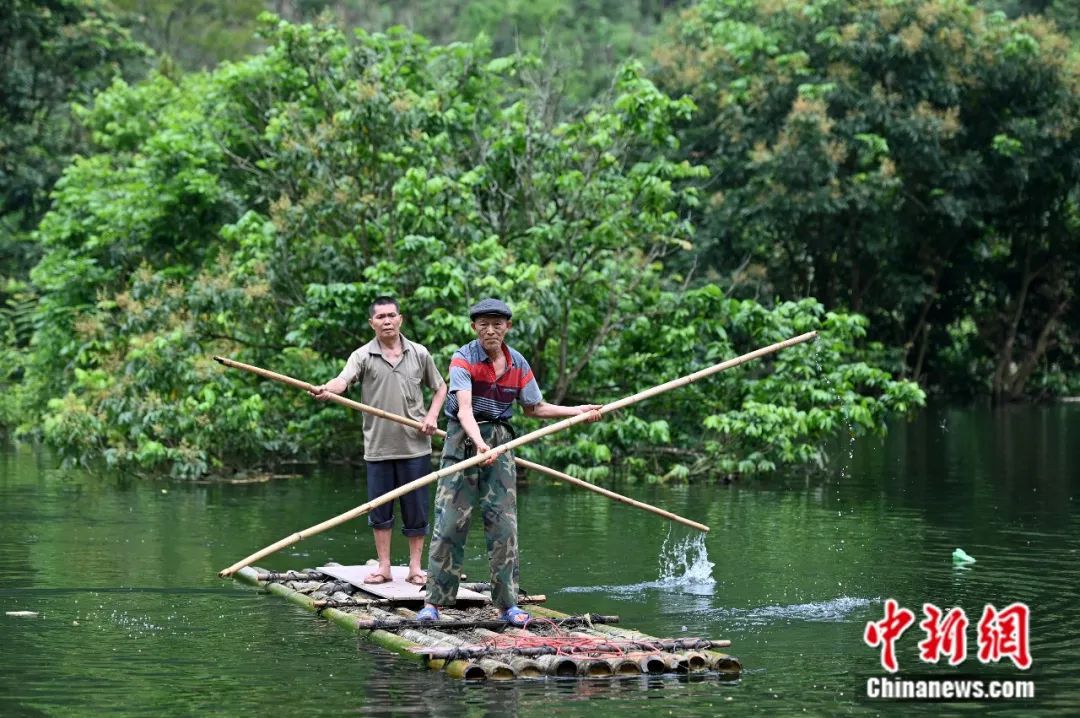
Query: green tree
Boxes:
[
  {"xmin": 654, "ymin": 0, "xmax": 1079, "ymax": 401},
  {"xmin": 18, "ymin": 16, "xmax": 921, "ymax": 479},
  {"xmin": 981, "ymin": 0, "xmax": 1080, "ymax": 39},
  {"xmin": 106, "ymin": 1, "xmax": 695, "ymax": 105},
  {"xmin": 0, "ymin": 0, "xmax": 148, "ymax": 244},
  {"xmin": 0, "ymin": 0, "xmax": 149, "ymax": 424},
  {"xmin": 545, "ymin": 291, "xmax": 925, "ymax": 481},
  {"xmin": 279, "ymin": 1, "xmax": 698, "ymax": 105},
  {"xmin": 108, "ymin": 0, "xmax": 267, "ymax": 69}
]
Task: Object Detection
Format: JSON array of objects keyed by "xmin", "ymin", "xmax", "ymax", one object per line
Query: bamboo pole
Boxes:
[
  {"xmin": 254, "ymin": 570, "xmax": 328, "ymax": 582},
  {"xmin": 218, "ymin": 330, "xmax": 817, "ymax": 577},
  {"xmin": 535, "ymin": 654, "xmax": 578, "ymax": 677},
  {"xmin": 578, "ymin": 659, "xmax": 614, "ymax": 677},
  {"xmin": 213, "ymin": 355, "xmax": 708, "ymax": 532},
  {"xmin": 233, "ymin": 567, "xmax": 439, "ymax": 666},
  {"xmin": 410, "ymin": 637, "xmax": 725, "ymax": 659},
  {"xmin": 609, "ymin": 657, "xmax": 644, "ymax": 676},
  {"xmin": 529, "ymin": 604, "xmax": 742, "ymax": 675},
  {"xmin": 673, "ymin": 651, "xmax": 710, "ymax": 673},
  {"xmin": 477, "ymin": 659, "xmax": 517, "ymax": 680},
  {"xmin": 351, "ymin": 614, "xmax": 608, "ymax": 631},
  {"xmin": 635, "ymin": 653, "xmax": 668, "ymax": 674},
  {"xmin": 470, "ymin": 627, "xmax": 544, "ymax": 678},
  {"xmin": 311, "ymin": 593, "xmax": 548, "ymax": 610},
  {"xmin": 508, "ymin": 656, "xmax": 544, "ymax": 678}
]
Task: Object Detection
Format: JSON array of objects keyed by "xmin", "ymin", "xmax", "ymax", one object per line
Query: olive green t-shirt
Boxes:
[{"xmin": 335, "ymin": 335, "xmax": 446, "ymax": 461}]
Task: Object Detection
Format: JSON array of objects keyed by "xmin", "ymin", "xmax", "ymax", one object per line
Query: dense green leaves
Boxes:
[
  {"xmin": 547, "ymin": 291, "xmax": 924, "ymax": 480},
  {"xmin": 654, "ymin": 0, "xmax": 1079, "ymax": 402},
  {"xmin": 12, "ymin": 18, "xmax": 922, "ymax": 479},
  {"xmin": 108, "ymin": 0, "xmax": 267, "ymax": 70},
  {"xmin": 0, "ymin": 0, "xmax": 150, "ymax": 425},
  {"xmin": 106, "ymin": 1, "xmax": 694, "ymax": 106},
  {"xmin": 0, "ymin": 1, "xmax": 148, "ymax": 236}
]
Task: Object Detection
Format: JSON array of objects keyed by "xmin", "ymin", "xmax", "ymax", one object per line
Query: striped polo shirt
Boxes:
[{"xmin": 444, "ymin": 340, "xmax": 543, "ymax": 421}]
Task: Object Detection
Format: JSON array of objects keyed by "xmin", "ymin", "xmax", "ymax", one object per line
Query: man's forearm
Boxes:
[
  {"xmin": 458, "ymin": 409, "xmax": 486, "ymax": 446},
  {"xmin": 525, "ymin": 402, "xmax": 603, "ymax": 421},
  {"xmin": 323, "ymin": 377, "xmax": 349, "ymax": 394},
  {"xmin": 429, "ymin": 384, "xmax": 448, "ymax": 417},
  {"xmin": 524, "ymin": 402, "xmax": 574, "ymax": 419}
]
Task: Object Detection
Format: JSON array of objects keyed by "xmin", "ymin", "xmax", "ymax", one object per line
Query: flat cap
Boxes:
[{"xmin": 469, "ymin": 297, "xmax": 513, "ymax": 320}]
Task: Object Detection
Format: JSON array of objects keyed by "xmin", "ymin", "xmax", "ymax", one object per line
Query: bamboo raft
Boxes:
[{"xmin": 234, "ymin": 564, "xmax": 742, "ymax": 681}]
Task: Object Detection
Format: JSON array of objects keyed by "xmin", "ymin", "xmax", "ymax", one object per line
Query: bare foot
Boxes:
[{"xmin": 363, "ymin": 572, "xmax": 392, "ymax": 584}]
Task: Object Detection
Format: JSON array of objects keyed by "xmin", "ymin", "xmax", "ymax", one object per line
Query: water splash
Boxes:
[
  {"xmin": 558, "ymin": 530, "xmax": 715, "ymax": 597},
  {"xmin": 658, "ymin": 530, "xmax": 715, "ymax": 587},
  {"xmin": 106, "ymin": 609, "xmax": 164, "ymax": 636}
]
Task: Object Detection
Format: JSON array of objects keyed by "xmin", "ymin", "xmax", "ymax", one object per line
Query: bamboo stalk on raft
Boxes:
[
  {"xmin": 212, "ymin": 356, "xmax": 709, "ymax": 532},
  {"xmin": 218, "ymin": 330, "xmax": 818, "ymax": 577}
]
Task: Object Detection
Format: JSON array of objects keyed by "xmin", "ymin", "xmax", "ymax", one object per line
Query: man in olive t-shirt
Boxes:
[{"xmin": 310, "ymin": 296, "xmax": 447, "ymax": 585}]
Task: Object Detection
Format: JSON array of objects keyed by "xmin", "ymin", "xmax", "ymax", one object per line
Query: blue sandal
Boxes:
[
  {"xmin": 500, "ymin": 605, "xmax": 530, "ymax": 627},
  {"xmin": 416, "ymin": 606, "xmax": 440, "ymax": 622}
]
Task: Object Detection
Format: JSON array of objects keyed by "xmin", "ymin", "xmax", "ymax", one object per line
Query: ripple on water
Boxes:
[{"xmin": 712, "ymin": 595, "xmax": 878, "ymax": 626}]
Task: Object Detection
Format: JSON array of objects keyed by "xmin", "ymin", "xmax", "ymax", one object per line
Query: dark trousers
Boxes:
[{"xmin": 365, "ymin": 455, "xmax": 432, "ymax": 536}]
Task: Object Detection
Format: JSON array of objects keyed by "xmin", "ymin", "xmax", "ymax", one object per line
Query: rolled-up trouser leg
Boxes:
[
  {"xmin": 395, "ymin": 454, "xmax": 432, "ymax": 537},
  {"xmin": 364, "ymin": 459, "xmax": 397, "ymax": 530}
]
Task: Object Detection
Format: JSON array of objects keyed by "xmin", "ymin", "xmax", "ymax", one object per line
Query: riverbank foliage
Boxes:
[
  {"xmin": 655, "ymin": 0, "xmax": 1079, "ymax": 402},
  {"xmin": 1, "ymin": 1, "xmax": 150, "ymax": 430},
  {"xmin": 5, "ymin": 1, "xmax": 1076, "ymax": 479},
  {"xmin": 10, "ymin": 18, "xmax": 922, "ymax": 479}
]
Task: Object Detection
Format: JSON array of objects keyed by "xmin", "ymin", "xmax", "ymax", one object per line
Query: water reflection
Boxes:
[{"xmin": 1, "ymin": 404, "xmax": 1078, "ymax": 716}]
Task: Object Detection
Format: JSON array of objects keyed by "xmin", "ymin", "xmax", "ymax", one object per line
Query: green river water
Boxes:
[{"xmin": 1, "ymin": 404, "xmax": 1078, "ymax": 716}]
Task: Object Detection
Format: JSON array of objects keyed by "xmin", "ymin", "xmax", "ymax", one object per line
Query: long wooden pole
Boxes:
[
  {"xmin": 218, "ymin": 330, "xmax": 817, "ymax": 577},
  {"xmin": 212, "ymin": 356, "xmax": 708, "ymax": 532}
]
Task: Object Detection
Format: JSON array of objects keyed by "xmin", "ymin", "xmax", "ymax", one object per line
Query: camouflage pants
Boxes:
[{"xmin": 425, "ymin": 420, "xmax": 519, "ymax": 609}]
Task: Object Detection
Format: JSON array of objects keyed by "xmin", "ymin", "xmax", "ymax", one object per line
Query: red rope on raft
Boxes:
[{"xmin": 478, "ymin": 617, "xmax": 665, "ymax": 658}]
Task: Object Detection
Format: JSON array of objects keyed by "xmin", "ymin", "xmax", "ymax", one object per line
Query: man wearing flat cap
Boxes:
[{"xmin": 418, "ymin": 298, "xmax": 602, "ymax": 626}]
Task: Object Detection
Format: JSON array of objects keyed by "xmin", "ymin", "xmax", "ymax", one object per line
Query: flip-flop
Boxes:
[
  {"xmin": 363, "ymin": 572, "xmax": 392, "ymax": 584},
  {"xmin": 405, "ymin": 573, "xmax": 426, "ymax": 586},
  {"xmin": 499, "ymin": 605, "xmax": 530, "ymax": 627},
  {"xmin": 416, "ymin": 606, "xmax": 439, "ymax": 622}
]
